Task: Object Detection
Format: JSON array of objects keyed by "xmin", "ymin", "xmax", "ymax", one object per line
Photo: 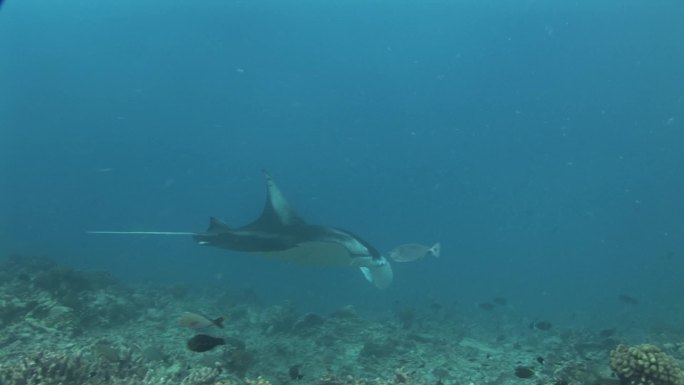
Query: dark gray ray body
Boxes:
[
  {"xmin": 192, "ymin": 173, "xmax": 393, "ymax": 287},
  {"xmin": 195, "ymin": 218, "xmax": 381, "ymax": 266},
  {"xmin": 89, "ymin": 172, "xmax": 393, "ymax": 288}
]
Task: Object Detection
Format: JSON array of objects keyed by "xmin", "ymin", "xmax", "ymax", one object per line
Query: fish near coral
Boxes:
[
  {"xmin": 177, "ymin": 312, "xmax": 224, "ymax": 329},
  {"xmin": 618, "ymin": 294, "xmax": 639, "ymax": 305},
  {"xmin": 531, "ymin": 320, "xmax": 552, "ymax": 331},
  {"xmin": 187, "ymin": 334, "xmax": 226, "ymax": 352},
  {"xmin": 514, "ymin": 366, "xmax": 535, "ymax": 378},
  {"xmin": 289, "ymin": 365, "xmax": 304, "ymax": 380}
]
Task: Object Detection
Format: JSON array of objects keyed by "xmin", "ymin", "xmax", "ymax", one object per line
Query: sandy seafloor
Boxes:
[{"xmin": 1, "ymin": 256, "xmax": 682, "ymax": 385}]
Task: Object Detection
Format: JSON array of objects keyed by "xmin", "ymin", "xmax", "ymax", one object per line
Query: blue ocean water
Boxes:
[{"xmin": 1, "ymin": 0, "xmax": 683, "ymax": 331}]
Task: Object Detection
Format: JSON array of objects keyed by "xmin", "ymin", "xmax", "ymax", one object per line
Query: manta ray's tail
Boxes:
[{"xmin": 359, "ymin": 258, "xmax": 393, "ymax": 289}]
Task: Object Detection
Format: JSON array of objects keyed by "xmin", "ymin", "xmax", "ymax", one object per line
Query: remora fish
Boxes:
[
  {"xmin": 88, "ymin": 172, "xmax": 393, "ymax": 289},
  {"xmin": 388, "ymin": 242, "xmax": 440, "ymax": 262}
]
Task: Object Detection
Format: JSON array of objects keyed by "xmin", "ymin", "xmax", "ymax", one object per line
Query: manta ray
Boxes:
[{"xmin": 89, "ymin": 172, "xmax": 393, "ymax": 289}]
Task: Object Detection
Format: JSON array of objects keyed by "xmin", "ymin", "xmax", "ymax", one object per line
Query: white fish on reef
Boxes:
[
  {"xmin": 177, "ymin": 312, "xmax": 224, "ymax": 329},
  {"xmin": 388, "ymin": 242, "xmax": 441, "ymax": 262}
]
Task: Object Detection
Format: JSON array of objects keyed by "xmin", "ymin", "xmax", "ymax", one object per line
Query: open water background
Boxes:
[{"xmin": 1, "ymin": 0, "xmax": 684, "ymax": 331}]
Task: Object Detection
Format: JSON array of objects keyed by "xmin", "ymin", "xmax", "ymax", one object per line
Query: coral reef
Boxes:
[
  {"xmin": 259, "ymin": 303, "xmax": 297, "ymax": 334},
  {"xmin": 179, "ymin": 367, "xmax": 220, "ymax": 385},
  {"xmin": 359, "ymin": 337, "xmax": 410, "ymax": 360},
  {"xmin": 551, "ymin": 361, "xmax": 604, "ymax": 385},
  {"xmin": 0, "ymin": 256, "xmax": 143, "ymax": 335},
  {"xmin": 610, "ymin": 344, "xmax": 684, "ymax": 385},
  {"xmin": 223, "ymin": 347, "xmax": 255, "ymax": 377},
  {"xmin": 0, "ymin": 349, "xmax": 142, "ymax": 385},
  {"xmin": 4, "ymin": 255, "xmax": 684, "ymax": 385},
  {"xmin": 291, "ymin": 312, "xmax": 325, "ymax": 333},
  {"xmin": 0, "ymin": 349, "xmax": 251, "ymax": 385}
]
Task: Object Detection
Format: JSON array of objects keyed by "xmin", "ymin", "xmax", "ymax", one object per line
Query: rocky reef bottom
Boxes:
[{"xmin": 1, "ymin": 255, "xmax": 683, "ymax": 385}]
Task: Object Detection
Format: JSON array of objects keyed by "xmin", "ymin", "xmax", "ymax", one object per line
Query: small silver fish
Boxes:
[
  {"xmin": 177, "ymin": 312, "xmax": 224, "ymax": 329},
  {"xmin": 388, "ymin": 242, "xmax": 441, "ymax": 262}
]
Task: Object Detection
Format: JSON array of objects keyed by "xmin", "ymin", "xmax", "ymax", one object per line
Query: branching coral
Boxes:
[
  {"xmin": 0, "ymin": 350, "xmax": 95, "ymax": 385},
  {"xmin": 180, "ymin": 367, "xmax": 220, "ymax": 385},
  {"xmin": 0, "ymin": 349, "xmax": 239, "ymax": 385},
  {"xmin": 245, "ymin": 376, "xmax": 271, "ymax": 385},
  {"xmin": 610, "ymin": 344, "xmax": 684, "ymax": 385}
]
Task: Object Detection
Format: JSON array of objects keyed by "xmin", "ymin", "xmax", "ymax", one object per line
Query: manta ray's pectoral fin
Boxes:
[
  {"xmin": 244, "ymin": 171, "xmax": 306, "ymax": 231},
  {"xmin": 359, "ymin": 257, "xmax": 393, "ymax": 289}
]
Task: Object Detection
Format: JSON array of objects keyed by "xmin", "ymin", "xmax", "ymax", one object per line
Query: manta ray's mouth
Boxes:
[{"xmin": 359, "ymin": 257, "xmax": 393, "ymax": 289}]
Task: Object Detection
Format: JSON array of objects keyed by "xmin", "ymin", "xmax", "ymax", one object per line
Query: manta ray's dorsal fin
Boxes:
[
  {"xmin": 206, "ymin": 216, "xmax": 231, "ymax": 234},
  {"xmin": 245, "ymin": 171, "xmax": 306, "ymax": 230}
]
